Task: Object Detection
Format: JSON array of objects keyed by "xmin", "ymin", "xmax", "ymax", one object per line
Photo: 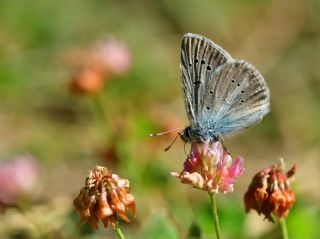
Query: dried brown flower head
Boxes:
[
  {"xmin": 70, "ymin": 67, "xmax": 106, "ymax": 95},
  {"xmin": 73, "ymin": 166, "xmax": 135, "ymax": 229},
  {"xmin": 244, "ymin": 159, "xmax": 296, "ymax": 222}
]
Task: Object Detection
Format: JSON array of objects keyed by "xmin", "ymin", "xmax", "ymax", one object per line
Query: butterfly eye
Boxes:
[
  {"xmin": 209, "ymin": 91, "xmax": 213, "ymax": 95},
  {"xmin": 237, "ymin": 83, "xmax": 240, "ymax": 87},
  {"xmin": 206, "ymin": 65, "xmax": 212, "ymax": 71},
  {"xmin": 206, "ymin": 106, "xmax": 210, "ymax": 110},
  {"xmin": 241, "ymin": 90, "xmax": 245, "ymax": 93},
  {"xmin": 201, "ymin": 59, "xmax": 205, "ymax": 64},
  {"xmin": 241, "ymin": 100, "xmax": 245, "ymax": 103},
  {"xmin": 231, "ymin": 79, "xmax": 235, "ymax": 83}
]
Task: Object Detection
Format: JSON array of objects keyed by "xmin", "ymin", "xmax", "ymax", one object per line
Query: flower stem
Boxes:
[
  {"xmin": 114, "ymin": 224, "xmax": 126, "ymax": 239},
  {"xmin": 279, "ymin": 218, "xmax": 289, "ymax": 239},
  {"xmin": 92, "ymin": 94, "xmax": 111, "ymax": 143},
  {"xmin": 209, "ymin": 193, "xmax": 221, "ymax": 239}
]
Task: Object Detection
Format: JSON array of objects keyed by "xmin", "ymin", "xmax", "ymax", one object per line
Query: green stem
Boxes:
[
  {"xmin": 209, "ymin": 193, "xmax": 221, "ymax": 239},
  {"xmin": 114, "ymin": 224, "xmax": 126, "ymax": 239},
  {"xmin": 279, "ymin": 218, "xmax": 289, "ymax": 239},
  {"xmin": 92, "ymin": 94, "xmax": 111, "ymax": 143}
]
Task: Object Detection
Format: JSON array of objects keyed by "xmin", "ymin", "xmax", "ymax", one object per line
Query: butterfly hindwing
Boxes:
[{"xmin": 200, "ymin": 60, "xmax": 270, "ymax": 135}]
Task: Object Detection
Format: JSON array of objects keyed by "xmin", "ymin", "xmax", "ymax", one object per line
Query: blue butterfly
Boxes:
[{"xmin": 179, "ymin": 33, "xmax": 270, "ymax": 143}]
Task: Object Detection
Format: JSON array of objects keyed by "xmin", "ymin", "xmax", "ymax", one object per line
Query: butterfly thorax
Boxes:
[{"xmin": 181, "ymin": 126, "xmax": 220, "ymax": 143}]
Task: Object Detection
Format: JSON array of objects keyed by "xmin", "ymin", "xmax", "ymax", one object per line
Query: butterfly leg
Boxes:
[{"xmin": 218, "ymin": 135, "xmax": 230, "ymax": 155}]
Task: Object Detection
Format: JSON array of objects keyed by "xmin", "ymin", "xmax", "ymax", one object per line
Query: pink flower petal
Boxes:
[
  {"xmin": 228, "ymin": 157, "xmax": 244, "ymax": 178},
  {"xmin": 180, "ymin": 172, "xmax": 204, "ymax": 189},
  {"xmin": 183, "ymin": 142, "xmax": 202, "ymax": 173}
]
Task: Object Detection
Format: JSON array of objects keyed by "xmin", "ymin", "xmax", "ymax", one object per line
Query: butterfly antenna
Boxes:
[
  {"xmin": 149, "ymin": 128, "xmax": 184, "ymax": 137},
  {"xmin": 163, "ymin": 133, "xmax": 182, "ymax": 151},
  {"xmin": 149, "ymin": 128, "xmax": 185, "ymax": 151}
]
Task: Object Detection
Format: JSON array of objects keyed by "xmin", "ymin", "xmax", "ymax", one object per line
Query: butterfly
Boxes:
[{"xmin": 179, "ymin": 33, "xmax": 270, "ymax": 143}]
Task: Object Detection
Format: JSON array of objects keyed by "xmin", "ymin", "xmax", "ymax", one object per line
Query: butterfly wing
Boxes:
[
  {"xmin": 180, "ymin": 33, "xmax": 233, "ymax": 127},
  {"xmin": 201, "ymin": 60, "xmax": 270, "ymax": 136}
]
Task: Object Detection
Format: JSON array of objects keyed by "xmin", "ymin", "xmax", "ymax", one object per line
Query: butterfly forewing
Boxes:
[{"xmin": 180, "ymin": 33, "xmax": 233, "ymax": 126}]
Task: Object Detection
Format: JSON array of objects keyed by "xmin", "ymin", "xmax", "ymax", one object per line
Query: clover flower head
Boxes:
[
  {"xmin": 73, "ymin": 166, "xmax": 135, "ymax": 229},
  {"xmin": 94, "ymin": 38, "xmax": 132, "ymax": 76},
  {"xmin": 172, "ymin": 141, "xmax": 244, "ymax": 194},
  {"xmin": 244, "ymin": 159, "xmax": 296, "ymax": 222},
  {"xmin": 69, "ymin": 37, "xmax": 132, "ymax": 95},
  {"xmin": 0, "ymin": 154, "xmax": 40, "ymax": 212}
]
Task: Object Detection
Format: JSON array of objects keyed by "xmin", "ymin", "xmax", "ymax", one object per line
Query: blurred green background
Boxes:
[{"xmin": 1, "ymin": 0, "xmax": 320, "ymax": 238}]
